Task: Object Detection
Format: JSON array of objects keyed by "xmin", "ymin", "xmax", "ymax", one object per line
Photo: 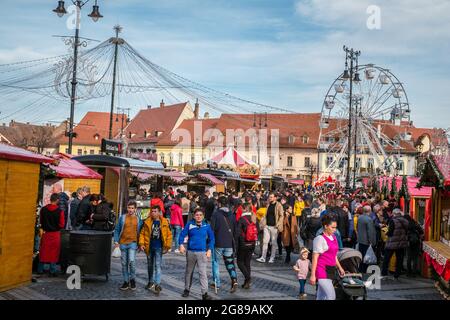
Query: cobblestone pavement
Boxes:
[{"xmin": 1, "ymin": 250, "xmax": 443, "ymax": 300}]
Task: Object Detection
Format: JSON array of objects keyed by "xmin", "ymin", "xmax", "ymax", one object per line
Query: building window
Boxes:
[
  {"xmin": 339, "ymin": 158, "xmax": 345, "ymax": 169},
  {"xmin": 287, "ymin": 156, "xmax": 293, "ymax": 167},
  {"xmin": 178, "ymin": 153, "xmax": 183, "ymax": 166},
  {"xmin": 302, "ymin": 135, "xmax": 309, "ymax": 144},
  {"xmin": 191, "ymin": 153, "xmax": 195, "ymax": 165},
  {"xmin": 90, "ymin": 149, "xmax": 95, "ymax": 155},
  {"xmin": 169, "ymin": 153, "xmax": 173, "ymax": 167},
  {"xmin": 65, "ymin": 148, "xmax": 69, "ymax": 154},
  {"xmin": 252, "ymin": 155, "xmax": 257, "ymax": 164},
  {"xmin": 356, "ymin": 157, "xmax": 361, "ymax": 169},
  {"xmin": 397, "ymin": 160, "xmax": 404, "ymax": 171},
  {"xmin": 326, "ymin": 156, "xmax": 334, "ymax": 167},
  {"xmin": 288, "ymin": 135, "xmax": 295, "ymax": 144},
  {"xmin": 160, "ymin": 153, "xmax": 165, "ymax": 163},
  {"xmin": 77, "ymin": 149, "xmax": 82, "ymax": 155},
  {"xmin": 269, "ymin": 156, "xmax": 275, "ymax": 166},
  {"xmin": 202, "ymin": 153, "xmax": 206, "ymax": 162},
  {"xmin": 368, "ymin": 158, "xmax": 374, "ymax": 170},
  {"xmin": 304, "ymin": 157, "xmax": 310, "ymax": 168}
]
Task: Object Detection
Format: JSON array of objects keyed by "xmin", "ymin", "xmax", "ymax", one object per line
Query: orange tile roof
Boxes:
[
  {"xmin": 124, "ymin": 102, "xmax": 191, "ymax": 144},
  {"xmin": 156, "ymin": 113, "xmax": 322, "ymax": 149},
  {"xmin": 59, "ymin": 112, "xmax": 126, "ymax": 146}
]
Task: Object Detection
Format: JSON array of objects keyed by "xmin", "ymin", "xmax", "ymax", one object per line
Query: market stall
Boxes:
[
  {"xmin": 73, "ymin": 155, "xmax": 166, "ymax": 215},
  {"xmin": 0, "ymin": 144, "xmax": 53, "ymax": 292},
  {"xmin": 418, "ymin": 154, "xmax": 450, "ymax": 296},
  {"xmin": 188, "ymin": 168, "xmax": 257, "ymax": 193},
  {"xmin": 42, "ymin": 153, "xmax": 103, "ymax": 204}
]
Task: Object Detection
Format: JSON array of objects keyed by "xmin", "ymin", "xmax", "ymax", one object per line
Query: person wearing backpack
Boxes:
[
  {"xmin": 91, "ymin": 194, "xmax": 114, "ymax": 231},
  {"xmin": 235, "ymin": 202, "xmax": 257, "ymax": 289}
]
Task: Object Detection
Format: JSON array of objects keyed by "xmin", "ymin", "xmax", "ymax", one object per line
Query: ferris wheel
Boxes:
[{"xmin": 318, "ymin": 64, "xmax": 411, "ymax": 181}]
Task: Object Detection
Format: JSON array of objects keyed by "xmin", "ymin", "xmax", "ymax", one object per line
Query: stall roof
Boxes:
[
  {"xmin": 433, "ymin": 155, "xmax": 450, "ymax": 187},
  {"xmin": 72, "ymin": 155, "xmax": 165, "ymax": 170},
  {"xmin": 189, "ymin": 169, "xmax": 240, "ymax": 179},
  {"xmin": 363, "ymin": 176, "xmax": 433, "ymax": 197},
  {"xmin": 49, "ymin": 154, "xmax": 103, "ymax": 179},
  {"xmin": 197, "ymin": 173, "xmax": 224, "ymax": 185},
  {"xmin": 130, "ymin": 169, "xmax": 188, "ymax": 183},
  {"xmin": 0, "ymin": 143, "xmax": 53, "ymax": 164},
  {"xmin": 73, "ymin": 155, "xmax": 130, "ymax": 168},
  {"xmin": 288, "ymin": 179, "xmax": 305, "ymax": 185},
  {"xmin": 119, "ymin": 157, "xmax": 164, "ymax": 170}
]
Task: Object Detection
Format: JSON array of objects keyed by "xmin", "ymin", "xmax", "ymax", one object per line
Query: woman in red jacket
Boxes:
[{"xmin": 170, "ymin": 198, "xmax": 184, "ymax": 253}]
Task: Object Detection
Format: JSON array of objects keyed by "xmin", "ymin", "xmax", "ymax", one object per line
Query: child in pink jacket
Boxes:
[{"xmin": 293, "ymin": 247, "xmax": 311, "ymax": 299}]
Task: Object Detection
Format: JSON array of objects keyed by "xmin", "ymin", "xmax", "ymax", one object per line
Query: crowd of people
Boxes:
[{"xmin": 35, "ymin": 183, "xmax": 425, "ymax": 300}]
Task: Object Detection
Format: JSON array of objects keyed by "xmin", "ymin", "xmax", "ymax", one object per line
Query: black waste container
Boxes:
[
  {"xmin": 59, "ymin": 229, "xmax": 71, "ymax": 272},
  {"xmin": 69, "ymin": 230, "xmax": 112, "ymax": 280}
]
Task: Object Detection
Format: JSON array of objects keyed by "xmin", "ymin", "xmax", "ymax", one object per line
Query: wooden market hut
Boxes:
[
  {"xmin": 45, "ymin": 153, "xmax": 103, "ymax": 195},
  {"xmin": 418, "ymin": 154, "xmax": 450, "ymax": 296},
  {"xmin": 0, "ymin": 143, "xmax": 53, "ymax": 292}
]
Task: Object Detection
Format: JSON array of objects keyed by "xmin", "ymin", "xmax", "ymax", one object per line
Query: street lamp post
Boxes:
[
  {"xmin": 253, "ymin": 112, "xmax": 267, "ymax": 167},
  {"xmin": 352, "ymin": 96, "xmax": 363, "ymax": 189},
  {"xmin": 52, "ymin": 0, "xmax": 103, "ymax": 154},
  {"xmin": 342, "ymin": 46, "xmax": 361, "ymax": 192}
]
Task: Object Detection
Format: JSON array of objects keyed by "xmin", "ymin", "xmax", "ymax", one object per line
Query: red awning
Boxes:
[
  {"xmin": 0, "ymin": 143, "xmax": 53, "ymax": 164},
  {"xmin": 288, "ymin": 179, "xmax": 305, "ymax": 185},
  {"xmin": 198, "ymin": 173, "xmax": 224, "ymax": 185},
  {"xmin": 49, "ymin": 154, "xmax": 103, "ymax": 179},
  {"xmin": 130, "ymin": 169, "xmax": 188, "ymax": 183}
]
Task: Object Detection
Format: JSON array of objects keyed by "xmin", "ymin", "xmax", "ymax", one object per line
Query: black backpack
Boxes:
[{"xmin": 104, "ymin": 209, "xmax": 116, "ymax": 231}]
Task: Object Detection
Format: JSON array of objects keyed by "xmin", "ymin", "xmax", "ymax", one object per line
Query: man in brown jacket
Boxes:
[{"xmin": 257, "ymin": 193, "xmax": 284, "ymax": 263}]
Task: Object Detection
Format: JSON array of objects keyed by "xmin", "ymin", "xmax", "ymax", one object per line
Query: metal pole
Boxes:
[
  {"xmin": 345, "ymin": 52, "xmax": 354, "ymax": 191},
  {"xmin": 67, "ymin": 2, "xmax": 81, "ymax": 154},
  {"xmin": 108, "ymin": 25, "xmax": 121, "ymax": 139},
  {"xmin": 352, "ymin": 98, "xmax": 359, "ymax": 189}
]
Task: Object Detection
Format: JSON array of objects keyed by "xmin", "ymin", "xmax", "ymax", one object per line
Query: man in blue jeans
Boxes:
[
  {"xmin": 114, "ymin": 201, "xmax": 142, "ymax": 291},
  {"xmin": 210, "ymin": 196, "xmax": 238, "ymax": 293},
  {"xmin": 139, "ymin": 205, "xmax": 172, "ymax": 295}
]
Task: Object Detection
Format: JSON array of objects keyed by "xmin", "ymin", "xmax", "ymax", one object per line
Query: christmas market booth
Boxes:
[
  {"xmin": 0, "ymin": 143, "xmax": 53, "ymax": 292},
  {"xmin": 42, "ymin": 153, "xmax": 103, "ymax": 206},
  {"xmin": 73, "ymin": 155, "xmax": 164, "ymax": 215},
  {"xmin": 186, "ymin": 146, "xmax": 260, "ymax": 192},
  {"xmin": 418, "ymin": 154, "xmax": 450, "ymax": 297}
]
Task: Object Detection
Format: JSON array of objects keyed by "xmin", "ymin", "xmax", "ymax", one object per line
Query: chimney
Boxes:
[
  {"xmin": 147, "ymin": 105, "xmax": 152, "ymax": 109},
  {"xmin": 203, "ymin": 112, "xmax": 210, "ymax": 119},
  {"xmin": 160, "ymin": 99, "xmax": 165, "ymax": 108},
  {"xmin": 194, "ymin": 98, "xmax": 200, "ymax": 119},
  {"xmin": 9, "ymin": 120, "xmax": 14, "ymax": 127}
]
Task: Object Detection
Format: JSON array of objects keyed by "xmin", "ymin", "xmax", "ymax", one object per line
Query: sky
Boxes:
[{"xmin": 0, "ymin": 0, "xmax": 449, "ymax": 129}]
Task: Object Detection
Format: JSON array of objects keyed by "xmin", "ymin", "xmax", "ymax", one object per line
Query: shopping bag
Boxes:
[
  {"xmin": 363, "ymin": 245, "xmax": 377, "ymax": 265},
  {"xmin": 112, "ymin": 246, "xmax": 121, "ymax": 258}
]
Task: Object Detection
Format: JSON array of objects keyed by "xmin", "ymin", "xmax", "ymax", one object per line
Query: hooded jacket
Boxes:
[
  {"xmin": 210, "ymin": 207, "xmax": 236, "ymax": 248},
  {"xmin": 139, "ymin": 216, "xmax": 172, "ymax": 254},
  {"xmin": 179, "ymin": 219, "xmax": 215, "ymax": 252}
]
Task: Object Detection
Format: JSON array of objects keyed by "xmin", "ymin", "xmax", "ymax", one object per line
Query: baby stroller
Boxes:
[{"xmin": 334, "ymin": 248, "xmax": 368, "ymax": 300}]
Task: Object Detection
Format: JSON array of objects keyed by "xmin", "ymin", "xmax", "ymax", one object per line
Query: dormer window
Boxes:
[
  {"xmin": 288, "ymin": 135, "xmax": 295, "ymax": 144},
  {"xmin": 302, "ymin": 134, "xmax": 309, "ymax": 144}
]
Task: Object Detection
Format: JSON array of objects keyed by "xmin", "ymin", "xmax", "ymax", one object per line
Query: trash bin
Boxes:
[
  {"xmin": 59, "ymin": 229, "xmax": 71, "ymax": 272},
  {"xmin": 69, "ymin": 230, "xmax": 112, "ymax": 280}
]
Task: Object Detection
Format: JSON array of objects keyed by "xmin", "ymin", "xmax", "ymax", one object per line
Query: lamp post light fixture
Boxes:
[
  {"xmin": 342, "ymin": 45, "xmax": 361, "ymax": 192},
  {"xmin": 53, "ymin": 0, "xmax": 103, "ymax": 154}
]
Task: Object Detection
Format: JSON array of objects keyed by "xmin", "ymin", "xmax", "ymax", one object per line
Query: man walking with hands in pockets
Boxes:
[{"xmin": 179, "ymin": 208, "xmax": 215, "ymax": 300}]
